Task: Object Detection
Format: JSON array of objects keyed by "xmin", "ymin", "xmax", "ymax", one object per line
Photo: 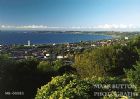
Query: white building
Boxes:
[
  {"xmin": 125, "ymin": 37, "xmax": 129, "ymax": 40},
  {"xmin": 24, "ymin": 40, "xmax": 31, "ymax": 46},
  {"xmin": 91, "ymin": 44, "xmax": 96, "ymax": 47},
  {"xmin": 57, "ymin": 56, "xmax": 64, "ymax": 59},
  {"xmin": 46, "ymin": 54, "xmax": 50, "ymax": 57},
  {"xmin": 28, "ymin": 40, "xmax": 31, "ymax": 46}
]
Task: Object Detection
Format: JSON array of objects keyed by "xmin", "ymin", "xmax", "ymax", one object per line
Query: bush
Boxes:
[
  {"xmin": 35, "ymin": 74, "xmax": 91, "ymax": 99},
  {"xmin": 125, "ymin": 61, "xmax": 140, "ymax": 91},
  {"xmin": 73, "ymin": 44, "xmax": 139, "ymax": 78},
  {"xmin": 58, "ymin": 65, "xmax": 77, "ymax": 75},
  {"xmin": 35, "ymin": 74, "xmax": 136, "ymax": 99},
  {"xmin": 37, "ymin": 61, "xmax": 53, "ymax": 72},
  {"xmin": 53, "ymin": 60, "xmax": 63, "ymax": 71},
  {"xmin": 0, "ymin": 57, "xmax": 40, "ymax": 99}
]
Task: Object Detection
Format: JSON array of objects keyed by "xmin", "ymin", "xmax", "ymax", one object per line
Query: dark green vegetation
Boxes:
[
  {"xmin": 35, "ymin": 74, "xmax": 136, "ymax": 99},
  {"xmin": 36, "ymin": 36, "xmax": 140, "ymax": 99},
  {"xmin": 1, "ymin": 36, "xmax": 140, "ymax": 99},
  {"xmin": 0, "ymin": 55, "xmax": 75, "ymax": 99},
  {"xmin": 74, "ymin": 41, "xmax": 139, "ymax": 77}
]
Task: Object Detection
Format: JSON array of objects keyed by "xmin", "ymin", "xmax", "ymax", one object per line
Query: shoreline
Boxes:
[{"xmin": 0, "ymin": 31, "xmax": 113, "ymax": 45}]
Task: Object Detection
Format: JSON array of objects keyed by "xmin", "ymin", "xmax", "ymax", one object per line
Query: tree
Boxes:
[
  {"xmin": 125, "ymin": 62, "xmax": 140, "ymax": 90},
  {"xmin": 53, "ymin": 60, "xmax": 63, "ymax": 71},
  {"xmin": 73, "ymin": 46, "xmax": 116, "ymax": 78},
  {"xmin": 37, "ymin": 61, "xmax": 53, "ymax": 72},
  {"xmin": 73, "ymin": 43, "xmax": 139, "ymax": 78},
  {"xmin": 35, "ymin": 74, "xmax": 92, "ymax": 99},
  {"xmin": 35, "ymin": 74, "xmax": 135, "ymax": 99},
  {"xmin": 0, "ymin": 57, "xmax": 40, "ymax": 99}
]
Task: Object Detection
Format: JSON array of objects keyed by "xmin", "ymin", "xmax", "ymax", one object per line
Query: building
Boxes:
[
  {"xmin": 24, "ymin": 40, "xmax": 31, "ymax": 46},
  {"xmin": 125, "ymin": 37, "xmax": 129, "ymax": 40},
  {"xmin": 28, "ymin": 40, "xmax": 31, "ymax": 46}
]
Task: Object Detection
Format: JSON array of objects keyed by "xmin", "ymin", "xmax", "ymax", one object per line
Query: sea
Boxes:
[{"xmin": 0, "ymin": 31, "xmax": 112, "ymax": 45}]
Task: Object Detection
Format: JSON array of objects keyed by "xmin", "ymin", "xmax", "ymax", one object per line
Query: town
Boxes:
[{"xmin": 0, "ymin": 36, "xmax": 130, "ymax": 66}]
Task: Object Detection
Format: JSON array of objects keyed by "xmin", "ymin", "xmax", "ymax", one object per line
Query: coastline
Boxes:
[{"xmin": 0, "ymin": 31, "xmax": 113, "ymax": 45}]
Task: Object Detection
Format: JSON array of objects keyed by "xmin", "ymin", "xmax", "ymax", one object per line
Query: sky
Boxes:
[{"xmin": 0, "ymin": 0, "xmax": 140, "ymax": 31}]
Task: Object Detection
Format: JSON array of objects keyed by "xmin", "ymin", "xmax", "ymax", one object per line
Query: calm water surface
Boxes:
[{"xmin": 0, "ymin": 31, "xmax": 112, "ymax": 45}]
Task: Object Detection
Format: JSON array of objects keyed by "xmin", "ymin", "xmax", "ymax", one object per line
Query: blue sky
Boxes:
[{"xmin": 0, "ymin": 0, "xmax": 140, "ymax": 31}]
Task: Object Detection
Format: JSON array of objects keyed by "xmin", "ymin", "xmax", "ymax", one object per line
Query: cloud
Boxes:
[
  {"xmin": 0, "ymin": 24, "xmax": 139, "ymax": 30},
  {"xmin": 47, "ymin": 24, "xmax": 139, "ymax": 29},
  {"xmin": 93, "ymin": 24, "xmax": 137, "ymax": 29},
  {"xmin": 16, "ymin": 25, "xmax": 48, "ymax": 29},
  {"xmin": 0, "ymin": 25, "xmax": 14, "ymax": 28},
  {"xmin": 0, "ymin": 25, "xmax": 48, "ymax": 29}
]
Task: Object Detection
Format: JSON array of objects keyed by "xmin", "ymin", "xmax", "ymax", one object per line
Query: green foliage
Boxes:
[
  {"xmin": 2, "ymin": 36, "xmax": 140, "ymax": 99},
  {"xmin": 58, "ymin": 65, "xmax": 77, "ymax": 75},
  {"xmin": 0, "ymin": 54, "xmax": 10, "ymax": 60},
  {"xmin": 125, "ymin": 61, "xmax": 140, "ymax": 91},
  {"xmin": 35, "ymin": 74, "xmax": 136, "ymax": 99},
  {"xmin": 0, "ymin": 57, "xmax": 41, "ymax": 99},
  {"xmin": 37, "ymin": 61, "xmax": 53, "ymax": 72},
  {"xmin": 73, "ymin": 42, "xmax": 139, "ymax": 78},
  {"xmin": 35, "ymin": 74, "xmax": 92, "ymax": 99},
  {"xmin": 129, "ymin": 36, "xmax": 140, "ymax": 48},
  {"xmin": 53, "ymin": 60, "xmax": 63, "ymax": 71},
  {"xmin": 73, "ymin": 46, "xmax": 118, "ymax": 77}
]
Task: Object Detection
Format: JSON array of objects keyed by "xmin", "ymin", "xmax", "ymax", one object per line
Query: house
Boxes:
[
  {"xmin": 125, "ymin": 37, "xmax": 129, "ymax": 40},
  {"xmin": 57, "ymin": 55, "xmax": 64, "ymax": 59}
]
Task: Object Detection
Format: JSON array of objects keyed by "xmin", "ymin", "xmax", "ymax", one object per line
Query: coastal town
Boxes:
[
  {"xmin": 1, "ymin": 0, "xmax": 140, "ymax": 99},
  {"xmin": 0, "ymin": 36, "xmax": 130, "ymax": 66}
]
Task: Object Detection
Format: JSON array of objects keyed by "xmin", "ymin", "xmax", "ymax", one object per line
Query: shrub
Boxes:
[
  {"xmin": 125, "ymin": 61, "xmax": 140, "ymax": 92},
  {"xmin": 35, "ymin": 74, "xmax": 92, "ymax": 99},
  {"xmin": 37, "ymin": 61, "xmax": 53, "ymax": 72},
  {"xmin": 35, "ymin": 74, "xmax": 136, "ymax": 99},
  {"xmin": 53, "ymin": 60, "xmax": 63, "ymax": 71}
]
